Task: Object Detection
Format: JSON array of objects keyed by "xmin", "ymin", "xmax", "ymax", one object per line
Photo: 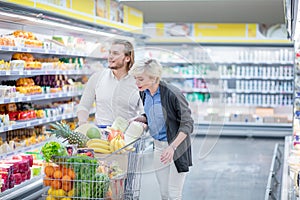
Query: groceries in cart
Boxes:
[
  {"xmin": 47, "ymin": 117, "xmax": 144, "ymax": 155},
  {"xmin": 41, "ymin": 140, "xmax": 126, "ymax": 199}
]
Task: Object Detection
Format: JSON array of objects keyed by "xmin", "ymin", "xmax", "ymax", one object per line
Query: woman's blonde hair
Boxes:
[{"xmin": 129, "ymin": 58, "xmax": 162, "ymax": 82}]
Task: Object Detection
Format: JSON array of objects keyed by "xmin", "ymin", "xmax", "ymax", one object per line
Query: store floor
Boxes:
[{"xmin": 139, "ymin": 135, "xmax": 284, "ymax": 200}]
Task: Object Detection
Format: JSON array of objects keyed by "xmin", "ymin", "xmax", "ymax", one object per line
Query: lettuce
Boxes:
[{"xmin": 41, "ymin": 141, "xmax": 68, "ymax": 162}]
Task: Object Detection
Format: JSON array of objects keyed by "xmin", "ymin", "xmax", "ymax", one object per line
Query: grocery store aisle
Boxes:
[{"xmin": 139, "ymin": 135, "xmax": 283, "ymax": 200}]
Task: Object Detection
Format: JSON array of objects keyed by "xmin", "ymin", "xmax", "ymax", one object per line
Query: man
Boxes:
[{"xmin": 76, "ymin": 39, "xmax": 143, "ymax": 126}]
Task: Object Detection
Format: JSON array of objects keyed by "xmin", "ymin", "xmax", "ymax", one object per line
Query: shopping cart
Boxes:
[{"xmin": 42, "ymin": 134, "xmax": 145, "ymax": 200}]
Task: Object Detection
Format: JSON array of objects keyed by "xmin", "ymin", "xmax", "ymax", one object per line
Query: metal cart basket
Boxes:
[{"xmin": 42, "ymin": 135, "xmax": 145, "ymax": 200}]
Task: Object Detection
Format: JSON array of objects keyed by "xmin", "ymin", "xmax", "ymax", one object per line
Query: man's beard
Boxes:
[{"xmin": 108, "ymin": 59, "xmax": 126, "ymax": 70}]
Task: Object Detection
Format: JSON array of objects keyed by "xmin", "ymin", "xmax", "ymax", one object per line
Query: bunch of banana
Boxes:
[
  {"xmin": 110, "ymin": 135, "xmax": 126, "ymax": 154},
  {"xmin": 86, "ymin": 139, "xmax": 111, "ymax": 154}
]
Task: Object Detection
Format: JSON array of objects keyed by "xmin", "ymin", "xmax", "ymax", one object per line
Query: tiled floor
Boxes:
[{"xmin": 139, "ymin": 135, "xmax": 284, "ymax": 200}]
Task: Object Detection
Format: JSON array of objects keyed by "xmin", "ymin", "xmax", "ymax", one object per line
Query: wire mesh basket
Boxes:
[{"xmin": 42, "ymin": 135, "xmax": 145, "ymax": 200}]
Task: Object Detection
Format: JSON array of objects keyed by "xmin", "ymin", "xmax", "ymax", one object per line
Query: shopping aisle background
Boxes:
[{"xmin": 139, "ymin": 135, "xmax": 283, "ymax": 200}]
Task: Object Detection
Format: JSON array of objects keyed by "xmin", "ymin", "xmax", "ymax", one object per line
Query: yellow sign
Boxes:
[
  {"xmin": 194, "ymin": 23, "xmax": 249, "ymax": 37},
  {"xmin": 6, "ymin": 0, "xmax": 34, "ymax": 6},
  {"xmin": 124, "ymin": 6, "xmax": 143, "ymax": 28},
  {"xmin": 71, "ymin": 0, "xmax": 94, "ymax": 16},
  {"xmin": 4, "ymin": 0, "xmax": 143, "ymax": 32}
]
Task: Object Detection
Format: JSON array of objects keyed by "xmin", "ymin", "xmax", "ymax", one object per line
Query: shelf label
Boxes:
[
  {"xmin": 20, "ymin": 48, "xmax": 28, "ymax": 52},
  {"xmin": 30, "ymin": 120, "xmax": 39, "ymax": 126},
  {"xmin": 10, "ymin": 71, "xmax": 19, "ymax": 75},
  {"xmin": 56, "ymin": 116, "xmax": 62, "ymax": 120},
  {"xmin": 12, "ymin": 124, "xmax": 23, "ymax": 129},
  {"xmin": 22, "ymin": 97, "xmax": 28, "ymax": 101},
  {"xmin": 0, "ymin": 71, "xmax": 6, "ymax": 75},
  {"xmin": 49, "ymin": 50, "xmax": 56, "ymax": 54},
  {"xmin": 33, "ymin": 48, "xmax": 45, "ymax": 53},
  {"xmin": 4, "ymin": 99, "xmax": 10, "ymax": 103},
  {"xmin": 0, "ymin": 46, "xmax": 9, "ymax": 51}
]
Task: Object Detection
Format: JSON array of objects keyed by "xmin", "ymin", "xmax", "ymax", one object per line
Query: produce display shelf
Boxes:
[
  {"xmin": 0, "ymin": 45, "xmax": 87, "ymax": 57},
  {"xmin": 0, "ymin": 91, "xmax": 83, "ymax": 104},
  {"xmin": 0, "ymin": 175, "xmax": 43, "ymax": 200},
  {"xmin": 0, "ymin": 69, "xmax": 92, "ymax": 76},
  {"xmin": 0, "ymin": 139, "xmax": 51, "ymax": 160}
]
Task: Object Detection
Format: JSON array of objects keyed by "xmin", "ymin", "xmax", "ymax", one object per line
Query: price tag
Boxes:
[
  {"xmin": 6, "ymin": 152, "xmax": 14, "ymax": 157},
  {"xmin": 0, "ymin": 71, "xmax": 6, "ymax": 75},
  {"xmin": 11, "ymin": 47, "xmax": 18, "ymax": 51},
  {"xmin": 21, "ymin": 48, "xmax": 27, "ymax": 52},
  {"xmin": 0, "ymin": 46, "xmax": 9, "ymax": 51},
  {"xmin": 22, "ymin": 97, "xmax": 28, "ymax": 101},
  {"xmin": 34, "ymin": 48, "xmax": 45, "ymax": 53},
  {"xmin": 30, "ymin": 120, "xmax": 39, "ymax": 126},
  {"xmin": 49, "ymin": 50, "xmax": 56, "ymax": 54},
  {"xmin": 12, "ymin": 123, "xmax": 23, "ymax": 129},
  {"xmin": 4, "ymin": 98, "xmax": 10, "ymax": 103},
  {"xmin": 10, "ymin": 71, "xmax": 19, "ymax": 75}
]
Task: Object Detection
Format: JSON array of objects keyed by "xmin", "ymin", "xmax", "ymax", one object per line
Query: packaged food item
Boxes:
[
  {"xmin": 10, "ymin": 60, "xmax": 25, "ymax": 70},
  {"xmin": 66, "ymin": 145, "xmax": 77, "ymax": 156},
  {"xmin": 77, "ymin": 148, "xmax": 94, "ymax": 158}
]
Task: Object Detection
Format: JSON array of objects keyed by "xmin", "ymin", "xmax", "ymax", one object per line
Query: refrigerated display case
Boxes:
[{"xmin": 143, "ymin": 42, "xmax": 295, "ymax": 137}]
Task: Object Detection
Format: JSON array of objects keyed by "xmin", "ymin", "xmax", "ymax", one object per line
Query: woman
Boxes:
[{"xmin": 129, "ymin": 58, "xmax": 194, "ymax": 200}]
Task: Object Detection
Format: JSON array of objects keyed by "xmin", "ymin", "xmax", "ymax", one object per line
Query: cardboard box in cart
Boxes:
[{"xmin": 95, "ymin": 153, "xmax": 128, "ymax": 199}]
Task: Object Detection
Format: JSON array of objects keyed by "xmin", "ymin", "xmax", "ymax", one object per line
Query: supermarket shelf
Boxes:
[
  {"xmin": 220, "ymin": 76, "xmax": 294, "ymax": 80},
  {"xmin": 162, "ymin": 74, "xmax": 217, "ymax": 79},
  {"xmin": 193, "ymin": 122, "xmax": 292, "ymax": 137},
  {"xmin": 0, "ymin": 111, "xmax": 95, "ymax": 133},
  {"xmin": 0, "ymin": 69, "xmax": 92, "ymax": 76},
  {"xmin": 182, "ymin": 88, "xmax": 209, "ymax": 93},
  {"xmin": 0, "ymin": 45, "xmax": 89, "ymax": 57},
  {"xmin": 0, "ymin": 108, "xmax": 96, "ymax": 133},
  {"xmin": 0, "ymin": 91, "xmax": 83, "ymax": 104},
  {"xmin": 0, "ymin": 175, "xmax": 43, "ymax": 200},
  {"xmin": 0, "ymin": 139, "xmax": 50, "ymax": 160},
  {"xmin": 280, "ymin": 136, "xmax": 293, "ymax": 200},
  {"xmin": 161, "ymin": 61, "xmax": 294, "ymax": 65},
  {"xmin": 224, "ymin": 90, "xmax": 293, "ymax": 94}
]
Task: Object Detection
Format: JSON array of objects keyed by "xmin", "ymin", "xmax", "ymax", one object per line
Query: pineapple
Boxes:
[{"xmin": 49, "ymin": 121, "xmax": 88, "ymax": 148}]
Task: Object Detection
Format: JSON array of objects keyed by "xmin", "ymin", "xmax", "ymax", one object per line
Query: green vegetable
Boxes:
[
  {"xmin": 94, "ymin": 173, "xmax": 110, "ymax": 198},
  {"xmin": 66, "ymin": 155, "xmax": 98, "ymax": 198},
  {"xmin": 41, "ymin": 141, "xmax": 68, "ymax": 162}
]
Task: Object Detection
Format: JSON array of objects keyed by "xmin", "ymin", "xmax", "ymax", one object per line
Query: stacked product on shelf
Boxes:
[{"xmin": 145, "ymin": 44, "xmax": 294, "ymax": 125}]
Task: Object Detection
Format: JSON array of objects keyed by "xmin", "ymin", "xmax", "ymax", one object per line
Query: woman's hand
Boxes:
[
  {"xmin": 160, "ymin": 145, "xmax": 175, "ymax": 164},
  {"xmin": 128, "ymin": 115, "xmax": 147, "ymax": 123}
]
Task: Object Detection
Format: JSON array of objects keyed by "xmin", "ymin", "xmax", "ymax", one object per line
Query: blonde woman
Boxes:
[{"xmin": 129, "ymin": 58, "xmax": 193, "ymax": 200}]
